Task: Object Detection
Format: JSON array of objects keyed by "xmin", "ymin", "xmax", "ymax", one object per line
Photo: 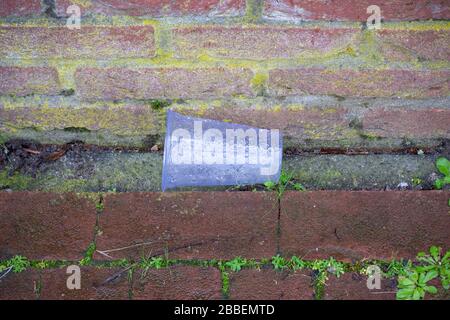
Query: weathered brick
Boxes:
[
  {"xmin": 76, "ymin": 67, "xmax": 254, "ymax": 100},
  {"xmin": 280, "ymin": 191, "xmax": 450, "ymax": 261},
  {"xmin": 0, "ymin": 100, "xmax": 162, "ymax": 136},
  {"xmin": 0, "ymin": 267, "xmax": 129, "ymax": 300},
  {"xmin": 175, "ymin": 104, "xmax": 351, "ymax": 141},
  {"xmin": 0, "ymin": 0, "xmax": 41, "ymax": 17},
  {"xmin": 377, "ymin": 30, "xmax": 450, "ymax": 62},
  {"xmin": 95, "ymin": 192, "xmax": 277, "ymax": 260},
  {"xmin": 172, "ymin": 26, "xmax": 359, "ymax": 60},
  {"xmin": 324, "ymin": 273, "xmax": 396, "ymax": 300},
  {"xmin": 0, "ymin": 269, "xmax": 40, "ymax": 300},
  {"xmin": 0, "ymin": 192, "xmax": 97, "ymax": 260},
  {"xmin": 132, "ymin": 266, "xmax": 222, "ymax": 300},
  {"xmin": 0, "ymin": 26, "xmax": 155, "ymax": 59},
  {"xmin": 38, "ymin": 267, "xmax": 130, "ymax": 300},
  {"xmin": 0, "ymin": 67, "xmax": 61, "ymax": 96},
  {"xmin": 268, "ymin": 68, "xmax": 450, "ymax": 98},
  {"xmin": 363, "ymin": 108, "xmax": 450, "ymax": 139},
  {"xmin": 55, "ymin": 0, "xmax": 245, "ymax": 17},
  {"xmin": 228, "ymin": 269, "xmax": 314, "ymax": 300},
  {"xmin": 264, "ymin": 0, "xmax": 450, "ymax": 21}
]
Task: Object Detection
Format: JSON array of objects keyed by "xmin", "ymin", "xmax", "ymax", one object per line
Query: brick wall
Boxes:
[
  {"xmin": 0, "ymin": 0, "xmax": 449, "ymax": 301},
  {"xmin": 0, "ymin": 0, "xmax": 449, "ymax": 149}
]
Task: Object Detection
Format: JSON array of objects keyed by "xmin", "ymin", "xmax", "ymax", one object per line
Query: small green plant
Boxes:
[
  {"xmin": 325, "ymin": 257, "xmax": 346, "ymax": 277},
  {"xmin": 79, "ymin": 243, "xmax": 96, "ymax": 266},
  {"xmin": 264, "ymin": 171, "xmax": 305, "ymax": 199},
  {"xmin": 218, "ymin": 261, "xmax": 230, "ymax": 297},
  {"xmin": 149, "ymin": 99, "xmax": 170, "ymax": 111},
  {"xmin": 416, "ymin": 246, "xmax": 449, "ymax": 289},
  {"xmin": 382, "ymin": 259, "xmax": 413, "ymax": 278},
  {"xmin": 225, "ymin": 257, "xmax": 248, "ymax": 272},
  {"xmin": 271, "ymin": 255, "xmax": 288, "ymax": 270},
  {"xmin": 141, "ymin": 257, "xmax": 167, "ymax": 270},
  {"xmin": 1, "ymin": 255, "xmax": 30, "ymax": 273},
  {"xmin": 434, "ymin": 157, "xmax": 450, "ymax": 189},
  {"xmin": 289, "ymin": 256, "xmax": 307, "ymax": 271},
  {"xmin": 397, "ymin": 270, "xmax": 438, "ymax": 300},
  {"xmin": 395, "ymin": 246, "xmax": 449, "ymax": 300},
  {"xmin": 411, "ymin": 177, "xmax": 423, "ymax": 186},
  {"xmin": 308, "ymin": 258, "xmax": 345, "ymax": 277},
  {"xmin": 95, "ymin": 202, "xmax": 104, "ymax": 211}
]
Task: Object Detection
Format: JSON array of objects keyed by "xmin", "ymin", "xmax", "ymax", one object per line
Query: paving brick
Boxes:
[
  {"xmin": 0, "ymin": 267, "xmax": 130, "ymax": 300},
  {"xmin": 323, "ymin": 273, "xmax": 396, "ymax": 300},
  {"xmin": 263, "ymin": 0, "xmax": 450, "ymax": 21},
  {"xmin": 95, "ymin": 192, "xmax": 277, "ymax": 260},
  {"xmin": 377, "ymin": 30, "xmax": 450, "ymax": 62},
  {"xmin": 362, "ymin": 108, "xmax": 450, "ymax": 139},
  {"xmin": 172, "ymin": 26, "xmax": 359, "ymax": 60},
  {"xmin": 0, "ymin": 67, "xmax": 61, "ymax": 97},
  {"xmin": 0, "ymin": 0, "xmax": 41, "ymax": 17},
  {"xmin": 0, "ymin": 26, "xmax": 155, "ymax": 59},
  {"xmin": 268, "ymin": 68, "xmax": 450, "ymax": 98},
  {"xmin": 0, "ymin": 192, "xmax": 97, "ymax": 260},
  {"xmin": 0, "ymin": 269, "xmax": 40, "ymax": 300},
  {"xmin": 280, "ymin": 191, "xmax": 450, "ymax": 261},
  {"xmin": 228, "ymin": 269, "xmax": 314, "ymax": 300},
  {"xmin": 76, "ymin": 67, "xmax": 254, "ymax": 100},
  {"xmin": 132, "ymin": 266, "xmax": 222, "ymax": 300},
  {"xmin": 55, "ymin": 0, "xmax": 245, "ymax": 17},
  {"xmin": 38, "ymin": 267, "xmax": 130, "ymax": 300}
]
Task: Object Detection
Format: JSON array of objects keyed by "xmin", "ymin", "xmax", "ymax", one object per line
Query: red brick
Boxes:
[
  {"xmin": 0, "ymin": 192, "xmax": 97, "ymax": 260},
  {"xmin": 76, "ymin": 67, "xmax": 254, "ymax": 100},
  {"xmin": 363, "ymin": 108, "xmax": 450, "ymax": 139},
  {"xmin": 377, "ymin": 30, "xmax": 450, "ymax": 62},
  {"xmin": 0, "ymin": 269, "xmax": 40, "ymax": 300},
  {"xmin": 0, "ymin": 67, "xmax": 61, "ymax": 97},
  {"xmin": 264, "ymin": 0, "xmax": 450, "ymax": 21},
  {"xmin": 172, "ymin": 26, "xmax": 359, "ymax": 60},
  {"xmin": 324, "ymin": 273, "xmax": 396, "ymax": 300},
  {"xmin": 132, "ymin": 266, "xmax": 222, "ymax": 300},
  {"xmin": 55, "ymin": 0, "xmax": 245, "ymax": 17},
  {"xmin": 0, "ymin": 26, "xmax": 155, "ymax": 59},
  {"xmin": 228, "ymin": 269, "xmax": 314, "ymax": 300},
  {"xmin": 280, "ymin": 191, "xmax": 450, "ymax": 261},
  {"xmin": 268, "ymin": 68, "xmax": 450, "ymax": 98},
  {"xmin": 95, "ymin": 192, "xmax": 277, "ymax": 260},
  {"xmin": 0, "ymin": 267, "xmax": 130, "ymax": 300},
  {"xmin": 0, "ymin": 0, "xmax": 41, "ymax": 17},
  {"xmin": 38, "ymin": 267, "xmax": 130, "ymax": 300},
  {"xmin": 175, "ymin": 104, "xmax": 351, "ymax": 141}
]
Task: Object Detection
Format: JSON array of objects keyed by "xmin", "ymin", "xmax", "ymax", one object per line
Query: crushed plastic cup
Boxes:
[{"xmin": 162, "ymin": 110, "xmax": 282, "ymax": 191}]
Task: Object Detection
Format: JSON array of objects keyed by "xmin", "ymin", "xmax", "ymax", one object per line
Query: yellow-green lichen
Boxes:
[{"xmin": 250, "ymin": 72, "xmax": 268, "ymax": 95}]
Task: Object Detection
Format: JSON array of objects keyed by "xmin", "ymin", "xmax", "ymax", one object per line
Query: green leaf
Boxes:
[
  {"xmin": 442, "ymin": 251, "xmax": 450, "ymax": 262},
  {"xmin": 429, "ymin": 246, "xmax": 440, "ymax": 261},
  {"xmin": 436, "ymin": 157, "xmax": 450, "ymax": 176},
  {"xmin": 293, "ymin": 183, "xmax": 306, "ymax": 191},
  {"xmin": 398, "ymin": 277, "xmax": 415, "ymax": 287},
  {"xmin": 424, "ymin": 285, "xmax": 437, "ymax": 294},
  {"xmin": 412, "ymin": 288, "xmax": 422, "ymax": 300},
  {"xmin": 410, "ymin": 271, "xmax": 419, "ymax": 282},
  {"xmin": 396, "ymin": 288, "xmax": 414, "ymax": 300},
  {"xmin": 423, "ymin": 270, "xmax": 439, "ymax": 283},
  {"xmin": 434, "ymin": 178, "xmax": 444, "ymax": 189},
  {"xmin": 264, "ymin": 181, "xmax": 275, "ymax": 189}
]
